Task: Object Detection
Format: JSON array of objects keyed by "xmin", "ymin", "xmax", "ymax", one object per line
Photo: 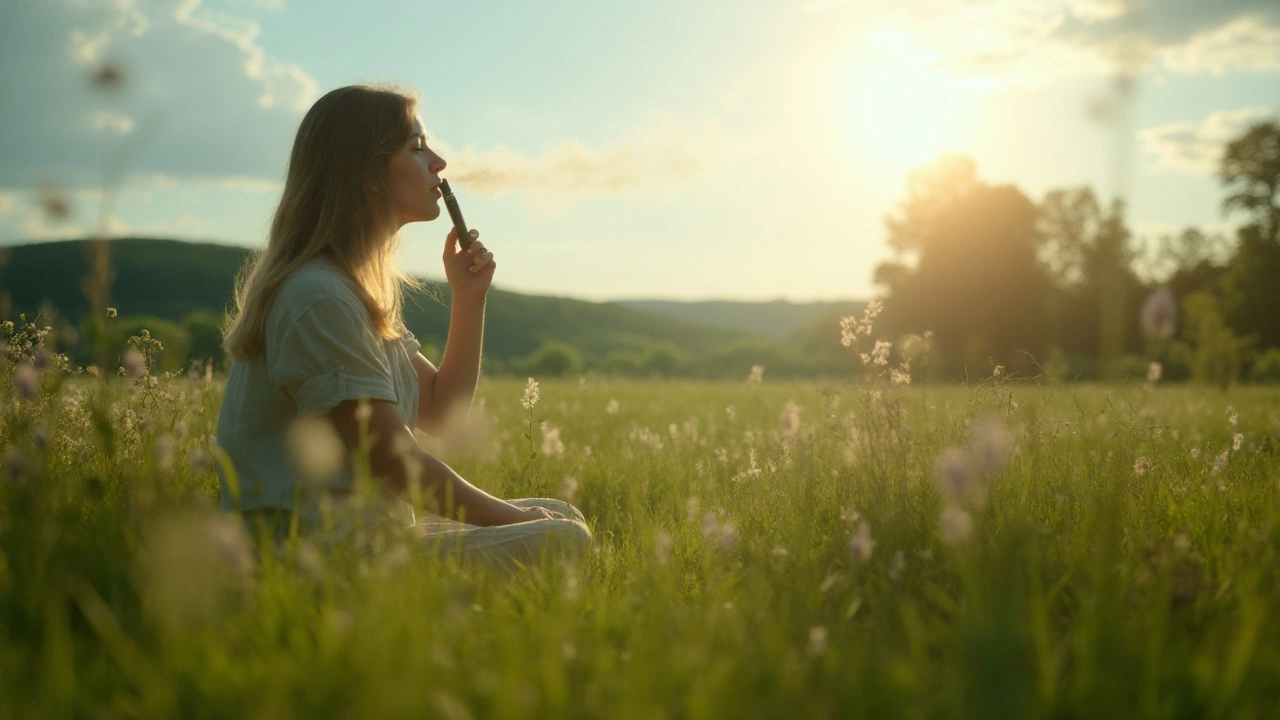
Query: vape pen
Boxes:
[{"xmin": 438, "ymin": 179, "xmax": 473, "ymax": 251}]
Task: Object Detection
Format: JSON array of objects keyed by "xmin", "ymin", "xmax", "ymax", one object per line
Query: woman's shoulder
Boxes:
[{"xmin": 271, "ymin": 257, "xmax": 363, "ymax": 325}]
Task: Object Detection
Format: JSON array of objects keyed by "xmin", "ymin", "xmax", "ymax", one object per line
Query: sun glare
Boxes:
[{"xmin": 839, "ymin": 30, "xmax": 983, "ymax": 172}]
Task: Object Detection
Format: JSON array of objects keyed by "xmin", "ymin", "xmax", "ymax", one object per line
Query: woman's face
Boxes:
[{"xmin": 386, "ymin": 117, "xmax": 447, "ymax": 227}]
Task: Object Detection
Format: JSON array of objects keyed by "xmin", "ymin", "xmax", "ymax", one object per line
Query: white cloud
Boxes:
[
  {"xmin": 0, "ymin": 0, "xmax": 317, "ymax": 189},
  {"xmin": 1161, "ymin": 15, "xmax": 1280, "ymax": 75},
  {"xmin": 803, "ymin": 0, "xmax": 1280, "ymax": 86},
  {"xmin": 438, "ymin": 112, "xmax": 741, "ymax": 213},
  {"xmin": 90, "ymin": 110, "xmax": 135, "ymax": 135},
  {"xmin": 1138, "ymin": 107, "xmax": 1278, "ymax": 175}
]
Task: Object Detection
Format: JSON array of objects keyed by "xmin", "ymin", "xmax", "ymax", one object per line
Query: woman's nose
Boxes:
[{"xmin": 430, "ymin": 152, "xmax": 446, "ymax": 174}]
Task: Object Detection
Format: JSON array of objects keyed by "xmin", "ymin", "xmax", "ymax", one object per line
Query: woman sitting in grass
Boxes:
[{"xmin": 214, "ymin": 84, "xmax": 591, "ymax": 567}]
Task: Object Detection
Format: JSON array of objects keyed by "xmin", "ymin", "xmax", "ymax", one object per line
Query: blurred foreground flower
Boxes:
[
  {"xmin": 747, "ymin": 365, "xmax": 764, "ymax": 384},
  {"xmin": 14, "ymin": 363, "xmax": 38, "ymax": 401},
  {"xmin": 541, "ymin": 422, "xmax": 564, "ymax": 456},
  {"xmin": 808, "ymin": 626, "xmax": 829, "ymax": 656},
  {"xmin": 1141, "ymin": 287, "xmax": 1177, "ymax": 342},
  {"xmin": 935, "ymin": 447, "xmax": 976, "ymax": 503},
  {"xmin": 848, "ymin": 522, "xmax": 875, "ymax": 562},
  {"xmin": 939, "ymin": 506, "xmax": 973, "ymax": 545},
  {"xmin": 779, "ymin": 400, "xmax": 801, "ymax": 437},
  {"xmin": 286, "ymin": 416, "xmax": 345, "ymax": 482},
  {"xmin": 1147, "ymin": 362, "xmax": 1162, "ymax": 384},
  {"xmin": 967, "ymin": 416, "xmax": 1012, "ymax": 476},
  {"xmin": 122, "ymin": 347, "xmax": 145, "ymax": 379}
]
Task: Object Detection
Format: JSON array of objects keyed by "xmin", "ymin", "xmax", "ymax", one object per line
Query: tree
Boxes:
[
  {"xmin": 1174, "ymin": 291, "xmax": 1253, "ymax": 391},
  {"xmin": 1220, "ymin": 120, "xmax": 1280, "ymax": 242},
  {"xmin": 1216, "ymin": 120, "xmax": 1280, "ymax": 348},
  {"xmin": 181, "ymin": 311, "xmax": 226, "ymax": 370},
  {"xmin": 524, "ymin": 340, "xmax": 585, "ymax": 378},
  {"xmin": 875, "ymin": 154, "xmax": 1051, "ymax": 377},
  {"xmin": 1037, "ymin": 187, "xmax": 1143, "ymax": 378}
]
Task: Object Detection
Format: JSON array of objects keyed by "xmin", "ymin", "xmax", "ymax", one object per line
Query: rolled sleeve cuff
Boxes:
[{"xmin": 294, "ymin": 367, "xmax": 399, "ymax": 417}]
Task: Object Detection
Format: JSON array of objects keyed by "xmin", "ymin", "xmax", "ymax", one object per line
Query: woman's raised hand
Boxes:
[{"xmin": 443, "ymin": 227, "xmax": 495, "ymax": 301}]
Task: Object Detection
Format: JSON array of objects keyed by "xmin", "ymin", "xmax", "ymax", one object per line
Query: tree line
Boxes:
[{"xmin": 871, "ymin": 119, "xmax": 1280, "ymax": 386}]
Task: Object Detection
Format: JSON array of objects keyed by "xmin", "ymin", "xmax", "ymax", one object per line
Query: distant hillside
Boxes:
[
  {"xmin": 0, "ymin": 238, "xmax": 864, "ymax": 379},
  {"xmin": 612, "ymin": 298, "xmax": 867, "ymax": 343}
]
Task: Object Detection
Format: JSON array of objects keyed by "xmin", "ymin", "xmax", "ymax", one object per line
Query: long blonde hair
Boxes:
[{"xmin": 222, "ymin": 83, "xmax": 433, "ymax": 361}]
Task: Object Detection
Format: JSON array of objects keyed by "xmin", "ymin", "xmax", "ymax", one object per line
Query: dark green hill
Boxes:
[
  {"xmin": 0, "ymin": 237, "xmax": 250, "ymax": 322},
  {"xmin": 0, "ymin": 238, "xmax": 866, "ymax": 378}
]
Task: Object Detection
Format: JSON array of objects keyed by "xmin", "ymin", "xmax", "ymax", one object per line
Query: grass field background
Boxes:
[{"xmin": 3, "ymin": 335, "xmax": 1280, "ymax": 718}]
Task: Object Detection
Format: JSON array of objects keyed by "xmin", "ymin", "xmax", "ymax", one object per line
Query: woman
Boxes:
[{"xmin": 215, "ymin": 84, "xmax": 591, "ymax": 567}]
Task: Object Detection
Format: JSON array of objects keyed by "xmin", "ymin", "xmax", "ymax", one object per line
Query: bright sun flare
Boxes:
[{"xmin": 841, "ymin": 31, "xmax": 983, "ymax": 172}]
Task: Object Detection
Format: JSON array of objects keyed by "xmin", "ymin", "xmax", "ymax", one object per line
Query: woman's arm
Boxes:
[
  {"xmin": 329, "ymin": 398, "xmax": 554, "ymax": 526},
  {"xmin": 422, "ymin": 294, "xmax": 485, "ymax": 435}
]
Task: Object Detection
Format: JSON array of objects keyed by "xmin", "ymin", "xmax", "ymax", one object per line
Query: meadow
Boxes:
[{"xmin": 3, "ymin": 316, "xmax": 1280, "ymax": 719}]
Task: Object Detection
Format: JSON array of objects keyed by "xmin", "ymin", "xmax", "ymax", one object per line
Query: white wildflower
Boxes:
[
  {"xmin": 779, "ymin": 400, "xmax": 801, "ymax": 437},
  {"xmin": 747, "ymin": 365, "xmax": 764, "ymax": 384},
  {"xmin": 1211, "ymin": 449, "xmax": 1229, "ymax": 475},
  {"xmin": 1147, "ymin": 362, "xmax": 1162, "ymax": 384},
  {"xmin": 559, "ymin": 474, "xmax": 578, "ymax": 501},
  {"xmin": 1134, "ymin": 456, "xmax": 1150, "ymax": 477},
  {"xmin": 807, "ymin": 626, "xmax": 828, "ymax": 656},
  {"xmin": 521, "ymin": 377, "xmax": 540, "ymax": 410},
  {"xmin": 540, "ymin": 423, "xmax": 565, "ymax": 456},
  {"xmin": 606, "ymin": 398, "xmax": 619, "ymax": 414},
  {"xmin": 890, "ymin": 365, "xmax": 912, "ymax": 385}
]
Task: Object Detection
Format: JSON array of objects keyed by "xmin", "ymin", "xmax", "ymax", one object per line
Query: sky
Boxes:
[{"xmin": 1, "ymin": 0, "xmax": 1277, "ymax": 303}]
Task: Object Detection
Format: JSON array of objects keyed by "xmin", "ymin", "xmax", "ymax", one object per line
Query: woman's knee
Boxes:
[{"xmin": 544, "ymin": 518, "xmax": 593, "ymax": 557}]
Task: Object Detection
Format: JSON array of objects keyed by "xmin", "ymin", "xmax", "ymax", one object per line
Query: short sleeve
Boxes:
[
  {"xmin": 399, "ymin": 328, "xmax": 422, "ymax": 357},
  {"xmin": 270, "ymin": 296, "xmax": 398, "ymax": 416}
]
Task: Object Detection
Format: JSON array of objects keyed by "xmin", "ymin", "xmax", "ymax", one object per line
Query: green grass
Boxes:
[{"xmin": 4, "ymin": 353, "xmax": 1280, "ymax": 719}]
